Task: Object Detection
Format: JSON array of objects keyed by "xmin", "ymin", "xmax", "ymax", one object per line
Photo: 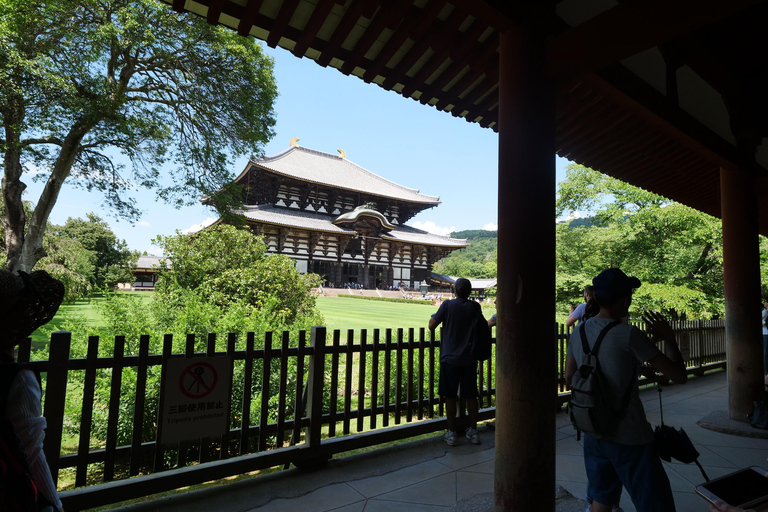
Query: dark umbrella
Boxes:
[{"xmin": 653, "ymin": 386, "xmax": 710, "ymax": 481}]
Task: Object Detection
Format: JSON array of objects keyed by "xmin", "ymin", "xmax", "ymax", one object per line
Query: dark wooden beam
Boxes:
[
  {"xmin": 585, "ymin": 65, "xmax": 741, "ymax": 172},
  {"xmin": 362, "ymin": 0, "xmax": 447, "ymax": 83},
  {"xmin": 340, "ymin": 0, "xmax": 410, "ymax": 75},
  {"xmin": 317, "ymin": 0, "xmax": 378, "ymax": 68},
  {"xmin": 381, "ymin": 6, "xmax": 465, "ymax": 91},
  {"xmin": 292, "ymin": 0, "xmax": 338, "ymax": 56},
  {"xmin": 547, "ymin": 0, "xmax": 765, "ymax": 81},
  {"xmin": 238, "ymin": 0, "xmax": 265, "ymax": 37},
  {"xmin": 206, "ymin": 0, "xmax": 227, "ymax": 24},
  {"xmin": 266, "ymin": 0, "xmax": 302, "ymax": 48},
  {"xmin": 401, "ymin": 17, "xmax": 484, "ymax": 98},
  {"xmin": 419, "ymin": 33, "xmax": 498, "ymax": 106}
]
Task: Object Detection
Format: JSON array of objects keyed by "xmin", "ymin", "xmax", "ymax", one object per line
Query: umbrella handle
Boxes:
[{"xmin": 658, "ymin": 386, "xmax": 664, "ymax": 426}]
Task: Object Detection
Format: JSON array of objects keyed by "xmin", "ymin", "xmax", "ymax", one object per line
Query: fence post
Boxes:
[
  {"xmin": 304, "ymin": 326, "xmax": 327, "ymax": 465},
  {"xmin": 43, "ymin": 331, "xmax": 71, "ymax": 485}
]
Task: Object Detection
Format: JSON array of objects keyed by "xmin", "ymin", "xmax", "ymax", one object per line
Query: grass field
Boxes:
[
  {"xmin": 315, "ymin": 296, "xmax": 440, "ymax": 335},
  {"xmin": 31, "ymin": 293, "xmax": 501, "ymax": 344}
]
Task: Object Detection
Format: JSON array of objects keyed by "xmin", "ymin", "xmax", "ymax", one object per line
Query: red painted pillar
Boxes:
[
  {"xmin": 720, "ymin": 165, "xmax": 763, "ymax": 420},
  {"xmin": 495, "ymin": 17, "xmax": 556, "ymax": 512}
]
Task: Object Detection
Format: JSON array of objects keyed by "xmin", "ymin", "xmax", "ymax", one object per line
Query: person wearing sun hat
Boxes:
[
  {"xmin": 565, "ymin": 268, "xmax": 688, "ymax": 512},
  {"xmin": 0, "ymin": 270, "xmax": 66, "ymax": 511}
]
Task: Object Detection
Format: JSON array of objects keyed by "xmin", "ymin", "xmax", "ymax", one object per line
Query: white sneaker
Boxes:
[
  {"xmin": 465, "ymin": 427, "xmax": 480, "ymax": 444},
  {"xmin": 444, "ymin": 430, "xmax": 458, "ymax": 446}
]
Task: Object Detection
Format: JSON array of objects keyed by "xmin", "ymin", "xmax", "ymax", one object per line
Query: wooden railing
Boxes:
[{"xmin": 17, "ymin": 319, "xmax": 726, "ymax": 511}]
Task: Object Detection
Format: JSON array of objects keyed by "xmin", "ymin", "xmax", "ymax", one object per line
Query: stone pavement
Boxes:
[{"xmin": 111, "ymin": 371, "xmax": 768, "ymax": 512}]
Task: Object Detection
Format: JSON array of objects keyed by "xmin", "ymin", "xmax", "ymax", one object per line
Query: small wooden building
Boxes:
[
  {"xmin": 127, "ymin": 255, "xmax": 164, "ymax": 290},
  {"xmin": 216, "ymin": 141, "xmax": 468, "ymax": 290}
]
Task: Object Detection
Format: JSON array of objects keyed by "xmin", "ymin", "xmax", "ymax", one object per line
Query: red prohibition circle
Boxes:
[{"xmin": 179, "ymin": 362, "xmax": 218, "ymax": 399}]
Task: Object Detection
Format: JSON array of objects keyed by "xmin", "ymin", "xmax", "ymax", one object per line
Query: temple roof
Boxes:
[
  {"xmin": 234, "ymin": 204, "xmax": 468, "ymax": 248},
  {"xmin": 240, "ymin": 145, "xmax": 441, "ymax": 205},
  {"xmin": 333, "ymin": 205, "xmax": 396, "ymax": 230}
]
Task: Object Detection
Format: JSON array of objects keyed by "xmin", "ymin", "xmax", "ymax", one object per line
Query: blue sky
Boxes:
[{"xmin": 25, "ymin": 44, "xmax": 572, "ymax": 254}]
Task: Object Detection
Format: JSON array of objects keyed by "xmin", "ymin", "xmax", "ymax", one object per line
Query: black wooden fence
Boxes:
[{"xmin": 16, "ymin": 319, "xmax": 726, "ymax": 511}]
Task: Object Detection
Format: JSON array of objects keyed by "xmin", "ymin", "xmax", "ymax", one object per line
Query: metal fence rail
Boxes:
[{"xmin": 15, "ymin": 319, "xmax": 726, "ymax": 511}]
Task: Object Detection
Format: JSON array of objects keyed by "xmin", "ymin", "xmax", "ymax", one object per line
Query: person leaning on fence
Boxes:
[
  {"xmin": 565, "ymin": 285, "xmax": 595, "ymax": 328},
  {"xmin": 0, "ymin": 270, "xmax": 66, "ymax": 512},
  {"xmin": 428, "ymin": 277, "xmax": 485, "ymax": 446},
  {"xmin": 565, "ymin": 268, "xmax": 687, "ymax": 512}
]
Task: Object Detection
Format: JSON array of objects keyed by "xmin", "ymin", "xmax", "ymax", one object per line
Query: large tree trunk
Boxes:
[
  {"xmin": 2, "ymin": 95, "xmax": 28, "ymax": 272},
  {"xmin": 4, "ymin": 118, "xmax": 91, "ymax": 272}
]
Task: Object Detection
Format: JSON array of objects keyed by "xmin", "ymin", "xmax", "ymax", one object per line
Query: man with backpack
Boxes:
[
  {"xmin": 429, "ymin": 278, "xmax": 487, "ymax": 446},
  {"xmin": 565, "ymin": 268, "xmax": 687, "ymax": 512}
]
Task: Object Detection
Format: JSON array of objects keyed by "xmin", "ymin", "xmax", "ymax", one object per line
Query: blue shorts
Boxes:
[
  {"xmin": 583, "ymin": 434, "xmax": 675, "ymax": 512},
  {"xmin": 438, "ymin": 363, "xmax": 479, "ymax": 398}
]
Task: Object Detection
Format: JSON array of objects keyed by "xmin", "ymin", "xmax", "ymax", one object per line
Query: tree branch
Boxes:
[{"xmin": 20, "ymin": 137, "xmax": 64, "ymax": 147}]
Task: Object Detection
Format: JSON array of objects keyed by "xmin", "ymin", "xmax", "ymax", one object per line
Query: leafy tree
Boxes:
[
  {"xmin": 52, "ymin": 213, "xmax": 134, "ymax": 289},
  {"xmin": 47, "ymin": 225, "xmax": 324, "ymax": 449},
  {"xmin": 36, "ymin": 233, "xmax": 94, "ymax": 301},
  {"xmin": 0, "ymin": 0, "xmax": 277, "ymax": 272},
  {"xmin": 556, "ymin": 164, "xmax": 724, "ymax": 318},
  {"xmin": 153, "ymin": 225, "xmax": 322, "ymax": 326}
]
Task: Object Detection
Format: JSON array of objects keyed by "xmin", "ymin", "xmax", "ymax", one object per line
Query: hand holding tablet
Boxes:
[{"xmin": 697, "ymin": 466, "xmax": 768, "ymax": 512}]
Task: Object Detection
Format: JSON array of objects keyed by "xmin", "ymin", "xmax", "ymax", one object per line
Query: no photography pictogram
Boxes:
[{"xmin": 179, "ymin": 361, "xmax": 219, "ymax": 399}]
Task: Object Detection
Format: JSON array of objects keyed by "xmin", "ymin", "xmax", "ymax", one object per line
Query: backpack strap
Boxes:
[
  {"xmin": 581, "ymin": 321, "xmax": 636, "ymax": 420},
  {"xmin": 578, "ymin": 320, "xmax": 620, "ymax": 356}
]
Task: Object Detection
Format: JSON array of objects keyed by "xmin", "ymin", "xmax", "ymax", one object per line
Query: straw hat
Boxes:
[{"xmin": 0, "ymin": 270, "xmax": 64, "ymax": 347}]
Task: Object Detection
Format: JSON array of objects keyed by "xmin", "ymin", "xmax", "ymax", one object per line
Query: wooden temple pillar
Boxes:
[
  {"xmin": 720, "ymin": 152, "xmax": 763, "ymax": 420},
  {"xmin": 495, "ymin": 10, "xmax": 556, "ymax": 512}
]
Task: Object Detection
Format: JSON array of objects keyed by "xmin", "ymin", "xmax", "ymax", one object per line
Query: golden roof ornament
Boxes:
[
  {"xmin": 337, "ymin": 148, "xmax": 346, "ymax": 159},
  {"xmin": 290, "ymin": 137, "xmax": 300, "ymax": 147}
]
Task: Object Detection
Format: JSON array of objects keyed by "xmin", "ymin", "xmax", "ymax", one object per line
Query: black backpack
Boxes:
[
  {"xmin": 568, "ymin": 321, "xmax": 634, "ymax": 437},
  {"xmin": 471, "ymin": 313, "xmax": 492, "ymax": 362},
  {"xmin": 0, "ymin": 359, "xmax": 51, "ymax": 512}
]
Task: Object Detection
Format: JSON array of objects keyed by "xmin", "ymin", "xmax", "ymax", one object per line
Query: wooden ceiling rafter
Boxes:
[
  {"xmin": 570, "ymin": 117, "xmax": 649, "ymax": 165},
  {"xmin": 361, "ymin": 0, "xmax": 448, "ymax": 84},
  {"xmin": 380, "ymin": 6, "xmax": 467, "ymax": 91},
  {"xmin": 599, "ymin": 134, "xmax": 677, "ymax": 179},
  {"xmin": 206, "ymin": 0, "xmax": 227, "ymax": 24},
  {"xmin": 461, "ymin": 81, "xmax": 500, "ymax": 125},
  {"xmin": 291, "ymin": 0, "xmax": 338, "ymax": 56},
  {"xmin": 339, "ymin": 0, "xmax": 411, "ymax": 76},
  {"xmin": 585, "ymin": 68, "xmax": 739, "ymax": 172},
  {"xmin": 557, "ymin": 110, "xmax": 636, "ymax": 159},
  {"xmin": 317, "ymin": 0, "xmax": 378, "ymax": 68},
  {"xmin": 417, "ymin": 31, "xmax": 499, "ymax": 106},
  {"xmin": 450, "ymin": 74, "xmax": 498, "ymax": 121},
  {"xmin": 266, "ymin": 0, "xmax": 302, "ymax": 47},
  {"xmin": 555, "ymin": 96, "xmax": 614, "ymax": 143},
  {"xmin": 237, "ymin": 0, "xmax": 266, "ymax": 37},
  {"xmin": 545, "ymin": 0, "xmax": 765, "ymax": 82},
  {"xmin": 400, "ymin": 16, "xmax": 485, "ymax": 98},
  {"xmin": 434, "ymin": 66, "xmax": 487, "ymax": 113}
]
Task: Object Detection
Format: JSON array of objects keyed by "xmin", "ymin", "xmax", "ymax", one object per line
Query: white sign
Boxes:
[{"xmin": 160, "ymin": 357, "xmax": 232, "ymax": 444}]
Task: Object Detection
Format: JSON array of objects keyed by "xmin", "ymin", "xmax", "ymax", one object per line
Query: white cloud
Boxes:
[
  {"xmin": 181, "ymin": 217, "xmax": 216, "ymax": 234},
  {"xmin": 483, "ymin": 222, "xmax": 497, "ymax": 231},
  {"xmin": 412, "ymin": 220, "xmax": 456, "ymax": 236},
  {"xmin": 138, "ymin": 220, "xmax": 151, "ymax": 227},
  {"xmin": 556, "ymin": 211, "xmax": 587, "ymax": 223}
]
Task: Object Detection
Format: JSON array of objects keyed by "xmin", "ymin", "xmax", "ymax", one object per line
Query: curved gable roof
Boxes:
[{"xmin": 241, "ymin": 146, "xmax": 441, "ymax": 205}]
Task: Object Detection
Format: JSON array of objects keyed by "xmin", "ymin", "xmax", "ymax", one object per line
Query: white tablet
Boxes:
[{"xmin": 696, "ymin": 467, "xmax": 768, "ymax": 509}]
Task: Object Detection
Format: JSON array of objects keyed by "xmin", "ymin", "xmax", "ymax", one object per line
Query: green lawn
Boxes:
[
  {"xmin": 31, "ymin": 293, "xmax": 500, "ymax": 344},
  {"xmin": 30, "ymin": 292, "xmax": 153, "ymax": 345},
  {"xmin": 315, "ymin": 296, "xmax": 440, "ymax": 336}
]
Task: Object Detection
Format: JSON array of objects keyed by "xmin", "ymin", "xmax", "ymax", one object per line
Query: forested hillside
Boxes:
[{"xmin": 433, "ymin": 230, "xmax": 497, "ymax": 278}]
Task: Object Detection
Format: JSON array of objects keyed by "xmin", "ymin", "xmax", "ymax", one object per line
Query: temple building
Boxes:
[{"xmin": 213, "ymin": 140, "xmax": 468, "ymax": 289}]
